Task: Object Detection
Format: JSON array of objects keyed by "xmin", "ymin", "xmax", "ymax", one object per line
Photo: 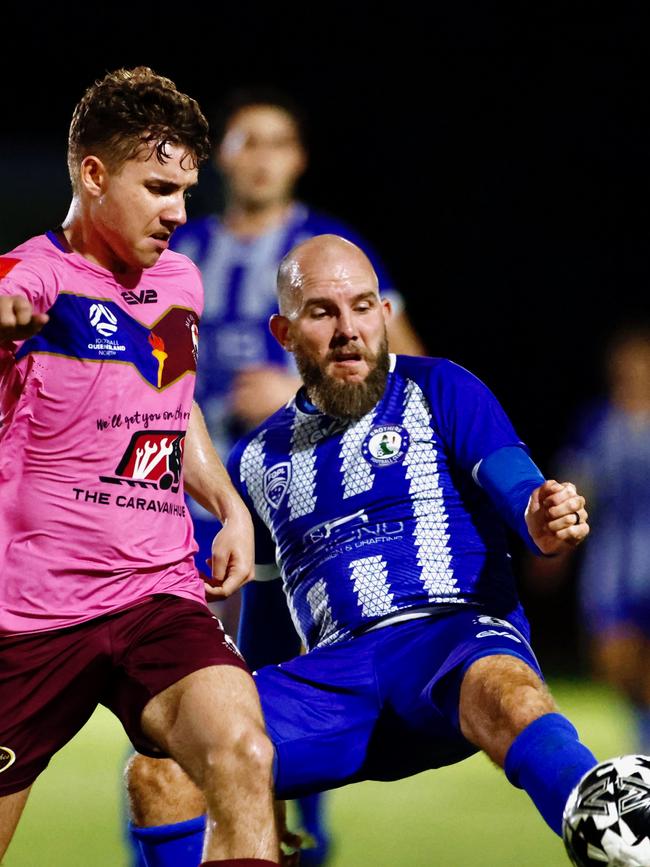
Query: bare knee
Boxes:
[
  {"xmin": 459, "ymin": 655, "xmax": 557, "ymax": 767},
  {"xmin": 201, "ymin": 723, "xmax": 275, "ymax": 792},
  {"xmin": 125, "ymin": 753, "xmax": 206, "ymax": 826}
]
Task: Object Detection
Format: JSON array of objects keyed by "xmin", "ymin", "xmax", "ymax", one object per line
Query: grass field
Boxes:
[{"xmin": 4, "ymin": 679, "xmax": 635, "ymax": 866}]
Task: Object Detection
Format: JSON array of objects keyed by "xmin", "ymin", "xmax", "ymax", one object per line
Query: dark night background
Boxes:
[{"xmin": 2, "ymin": 3, "xmax": 648, "ymax": 671}]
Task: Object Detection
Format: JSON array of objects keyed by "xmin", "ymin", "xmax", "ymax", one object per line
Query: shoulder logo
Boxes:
[
  {"xmin": 0, "ymin": 746, "xmax": 16, "ymax": 774},
  {"xmin": 263, "ymin": 462, "xmax": 291, "ymax": 509},
  {"xmin": 362, "ymin": 425, "xmax": 409, "ymax": 466},
  {"xmin": 89, "ymin": 302, "xmax": 118, "ymax": 337}
]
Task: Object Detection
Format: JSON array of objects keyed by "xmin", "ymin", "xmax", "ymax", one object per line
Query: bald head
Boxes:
[{"xmin": 277, "ymin": 234, "xmax": 379, "ymax": 318}]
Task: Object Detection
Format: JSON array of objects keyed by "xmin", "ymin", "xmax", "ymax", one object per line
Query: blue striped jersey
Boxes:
[{"xmin": 228, "ymin": 354, "xmax": 528, "ymax": 650}]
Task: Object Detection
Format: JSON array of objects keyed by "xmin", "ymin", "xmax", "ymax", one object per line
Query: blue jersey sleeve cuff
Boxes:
[{"xmin": 474, "ymin": 446, "xmax": 546, "ymax": 554}]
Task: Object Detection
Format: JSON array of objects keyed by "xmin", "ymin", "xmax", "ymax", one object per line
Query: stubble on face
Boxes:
[{"xmin": 294, "ymin": 331, "xmax": 390, "ymax": 420}]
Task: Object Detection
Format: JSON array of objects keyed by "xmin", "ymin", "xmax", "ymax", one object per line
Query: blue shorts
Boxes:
[{"xmin": 255, "ymin": 605, "xmax": 542, "ymax": 799}]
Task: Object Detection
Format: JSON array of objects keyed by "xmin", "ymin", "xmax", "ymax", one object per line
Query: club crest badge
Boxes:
[
  {"xmin": 362, "ymin": 425, "xmax": 409, "ymax": 466},
  {"xmin": 0, "ymin": 746, "xmax": 16, "ymax": 774},
  {"xmin": 264, "ymin": 462, "xmax": 291, "ymax": 509}
]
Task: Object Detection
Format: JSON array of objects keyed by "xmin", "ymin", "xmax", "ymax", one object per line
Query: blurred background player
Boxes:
[
  {"xmin": 527, "ymin": 320, "xmax": 650, "ymax": 753},
  {"xmin": 166, "ymin": 87, "xmax": 426, "ymax": 866}
]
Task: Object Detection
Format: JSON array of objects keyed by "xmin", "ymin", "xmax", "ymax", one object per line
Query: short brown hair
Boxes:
[{"xmin": 67, "ymin": 66, "xmax": 210, "ymax": 192}]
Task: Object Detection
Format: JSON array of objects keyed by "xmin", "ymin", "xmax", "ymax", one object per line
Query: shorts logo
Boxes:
[
  {"xmin": 89, "ymin": 303, "xmax": 119, "ymax": 337},
  {"xmin": 476, "ymin": 629, "xmax": 522, "ymax": 643},
  {"xmin": 0, "ymin": 746, "xmax": 16, "ymax": 774},
  {"xmin": 264, "ymin": 462, "xmax": 291, "ymax": 509},
  {"xmin": 362, "ymin": 425, "xmax": 409, "ymax": 466},
  {"xmin": 475, "ymin": 615, "xmax": 511, "ymax": 628}
]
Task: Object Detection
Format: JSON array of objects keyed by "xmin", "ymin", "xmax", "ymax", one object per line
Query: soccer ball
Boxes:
[{"xmin": 563, "ymin": 755, "xmax": 650, "ymax": 866}]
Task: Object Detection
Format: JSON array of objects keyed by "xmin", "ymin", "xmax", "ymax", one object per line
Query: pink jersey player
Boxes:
[{"xmin": 0, "ymin": 232, "xmax": 205, "ymax": 633}]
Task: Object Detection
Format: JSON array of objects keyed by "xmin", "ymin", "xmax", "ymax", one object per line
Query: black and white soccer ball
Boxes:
[{"xmin": 563, "ymin": 755, "xmax": 650, "ymax": 866}]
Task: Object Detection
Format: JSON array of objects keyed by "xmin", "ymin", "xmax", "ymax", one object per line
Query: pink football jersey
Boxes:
[{"xmin": 0, "ymin": 232, "xmax": 207, "ymax": 633}]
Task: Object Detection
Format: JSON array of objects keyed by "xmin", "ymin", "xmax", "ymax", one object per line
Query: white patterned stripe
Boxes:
[
  {"xmin": 349, "ymin": 555, "xmax": 396, "ymax": 618},
  {"xmin": 339, "ymin": 411, "xmax": 376, "ymax": 499},
  {"xmin": 402, "ymin": 380, "xmax": 458, "ymax": 600},
  {"xmin": 306, "ymin": 579, "xmax": 339, "ymax": 645},
  {"xmin": 241, "ymin": 434, "xmax": 271, "ymax": 528},
  {"xmin": 288, "ymin": 415, "xmax": 321, "ymax": 519}
]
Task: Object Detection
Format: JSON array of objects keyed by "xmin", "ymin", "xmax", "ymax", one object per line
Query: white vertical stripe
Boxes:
[
  {"xmin": 306, "ymin": 578, "xmax": 338, "ymax": 645},
  {"xmin": 402, "ymin": 380, "xmax": 458, "ymax": 600},
  {"xmin": 288, "ymin": 415, "xmax": 321, "ymax": 519},
  {"xmin": 339, "ymin": 412, "xmax": 376, "ymax": 499},
  {"xmin": 349, "ymin": 555, "xmax": 396, "ymax": 617}
]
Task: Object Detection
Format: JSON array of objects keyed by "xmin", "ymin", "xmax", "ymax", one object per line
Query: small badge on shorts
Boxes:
[
  {"xmin": 362, "ymin": 425, "xmax": 409, "ymax": 466},
  {"xmin": 0, "ymin": 746, "xmax": 16, "ymax": 774},
  {"xmin": 264, "ymin": 462, "xmax": 291, "ymax": 509}
]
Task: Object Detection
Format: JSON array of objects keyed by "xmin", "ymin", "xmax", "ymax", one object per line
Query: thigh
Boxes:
[
  {"xmin": 103, "ymin": 595, "xmax": 250, "ymax": 757},
  {"xmin": 255, "ymin": 641, "xmax": 380, "ymax": 799},
  {"xmin": 0, "ymin": 625, "xmax": 109, "ymax": 795},
  {"xmin": 367, "ymin": 609, "xmax": 544, "ymax": 776}
]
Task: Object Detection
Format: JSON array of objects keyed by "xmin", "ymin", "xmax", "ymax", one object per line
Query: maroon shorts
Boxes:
[{"xmin": 0, "ymin": 594, "xmax": 249, "ymax": 795}]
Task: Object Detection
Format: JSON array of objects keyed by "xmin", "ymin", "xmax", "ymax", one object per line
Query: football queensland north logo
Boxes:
[
  {"xmin": 362, "ymin": 425, "xmax": 409, "ymax": 466},
  {"xmin": 0, "ymin": 746, "xmax": 16, "ymax": 774},
  {"xmin": 100, "ymin": 431, "xmax": 185, "ymax": 492},
  {"xmin": 89, "ymin": 303, "xmax": 118, "ymax": 337},
  {"xmin": 263, "ymin": 462, "xmax": 291, "ymax": 509}
]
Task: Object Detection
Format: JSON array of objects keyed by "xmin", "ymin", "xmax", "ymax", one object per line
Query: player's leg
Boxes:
[
  {"xmin": 294, "ymin": 793, "xmax": 331, "ymax": 866},
  {"xmin": 113, "ymin": 596, "xmax": 279, "ymax": 866},
  {"xmin": 127, "ymin": 755, "xmax": 207, "ymax": 866},
  {"xmin": 459, "ymin": 653, "xmax": 597, "ymax": 835},
  {"xmin": 140, "ymin": 664, "xmax": 277, "ymax": 864},
  {"xmin": 0, "ymin": 787, "xmax": 31, "ymax": 860},
  {"xmin": 126, "ymin": 635, "xmax": 380, "ymax": 867}
]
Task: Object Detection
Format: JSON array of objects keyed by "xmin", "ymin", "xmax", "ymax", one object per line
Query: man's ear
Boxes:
[
  {"xmin": 79, "ymin": 155, "xmax": 108, "ymax": 198},
  {"xmin": 269, "ymin": 313, "xmax": 293, "ymax": 350}
]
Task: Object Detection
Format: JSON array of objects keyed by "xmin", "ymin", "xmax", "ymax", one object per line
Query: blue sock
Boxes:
[
  {"xmin": 129, "ymin": 816, "xmax": 205, "ymax": 867},
  {"xmin": 504, "ymin": 713, "xmax": 598, "ymax": 836}
]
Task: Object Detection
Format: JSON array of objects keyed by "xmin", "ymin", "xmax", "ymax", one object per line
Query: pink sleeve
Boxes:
[{"xmin": 0, "ymin": 255, "xmax": 59, "ymax": 313}]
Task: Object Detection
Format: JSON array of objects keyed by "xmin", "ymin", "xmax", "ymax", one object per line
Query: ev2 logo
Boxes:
[
  {"xmin": 89, "ymin": 303, "xmax": 118, "ymax": 337},
  {"xmin": 121, "ymin": 289, "xmax": 158, "ymax": 305}
]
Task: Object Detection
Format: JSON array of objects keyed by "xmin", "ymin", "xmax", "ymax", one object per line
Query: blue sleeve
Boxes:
[
  {"xmin": 427, "ymin": 359, "xmax": 527, "ymax": 474},
  {"xmin": 237, "ymin": 579, "xmax": 303, "ymax": 670},
  {"xmin": 475, "ymin": 446, "xmax": 546, "ymax": 554}
]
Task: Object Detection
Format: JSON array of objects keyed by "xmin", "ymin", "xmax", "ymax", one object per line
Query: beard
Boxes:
[{"xmin": 294, "ymin": 333, "xmax": 390, "ymax": 420}]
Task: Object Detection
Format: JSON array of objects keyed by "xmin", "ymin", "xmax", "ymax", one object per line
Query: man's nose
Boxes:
[
  {"xmin": 335, "ymin": 310, "xmax": 358, "ymax": 340},
  {"xmin": 162, "ymin": 195, "xmax": 187, "ymax": 227}
]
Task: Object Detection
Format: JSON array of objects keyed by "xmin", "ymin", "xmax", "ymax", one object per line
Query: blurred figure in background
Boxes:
[
  {"xmin": 166, "ymin": 87, "xmax": 424, "ymax": 866},
  {"xmin": 529, "ymin": 321, "xmax": 650, "ymax": 752}
]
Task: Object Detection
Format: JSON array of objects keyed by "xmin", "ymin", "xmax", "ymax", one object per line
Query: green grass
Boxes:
[{"xmin": 4, "ymin": 679, "xmax": 635, "ymax": 866}]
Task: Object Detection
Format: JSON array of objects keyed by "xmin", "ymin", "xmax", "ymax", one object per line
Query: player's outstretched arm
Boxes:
[
  {"xmin": 184, "ymin": 401, "xmax": 255, "ymax": 597},
  {"xmin": 0, "ymin": 295, "xmax": 49, "ymax": 342},
  {"xmin": 525, "ymin": 479, "xmax": 589, "ymax": 555}
]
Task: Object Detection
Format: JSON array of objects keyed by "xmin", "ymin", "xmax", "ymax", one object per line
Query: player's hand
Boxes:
[
  {"xmin": 204, "ymin": 502, "xmax": 255, "ymax": 598},
  {"xmin": 526, "ymin": 479, "xmax": 589, "ymax": 554},
  {"xmin": 230, "ymin": 366, "xmax": 302, "ymax": 427},
  {"xmin": 0, "ymin": 295, "xmax": 49, "ymax": 342}
]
